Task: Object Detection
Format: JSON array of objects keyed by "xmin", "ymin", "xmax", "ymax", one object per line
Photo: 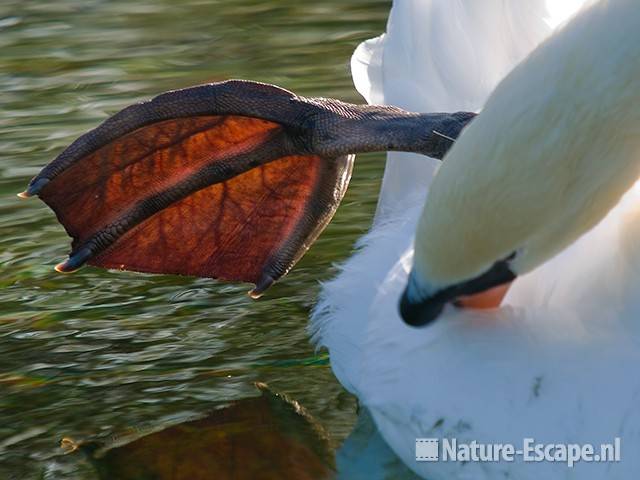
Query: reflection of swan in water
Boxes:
[
  {"xmin": 64, "ymin": 383, "xmax": 335, "ymax": 480},
  {"xmin": 336, "ymin": 408, "xmax": 421, "ymax": 479},
  {"xmin": 22, "ymin": 0, "xmax": 640, "ymax": 477},
  {"xmin": 65, "ymin": 383, "xmax": 418, "ymax": 479}
]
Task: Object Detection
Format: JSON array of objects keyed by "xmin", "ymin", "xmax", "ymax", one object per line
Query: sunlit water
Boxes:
[{"xmin": 0, "ymin": 1, "xmax": 422, "ymax": 478}]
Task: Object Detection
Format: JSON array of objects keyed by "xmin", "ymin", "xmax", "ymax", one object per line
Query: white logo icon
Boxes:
[{"xmin": 416, "ymin": 438, "xmax": 439, "ymax": 462}]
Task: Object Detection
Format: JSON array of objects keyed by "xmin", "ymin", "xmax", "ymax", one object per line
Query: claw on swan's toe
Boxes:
[{"xmin": 54, "ymin": 248, "xmax": 93, "ymax": 273}]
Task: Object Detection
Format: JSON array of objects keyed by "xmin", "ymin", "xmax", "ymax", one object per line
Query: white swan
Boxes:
[
  {"xmin": 314, "ymin": 0, "xmax": 640, "ymax": 478},
  {"xmin": 22, "ymin": 0, "xmax": 640, "ymax": 478}
]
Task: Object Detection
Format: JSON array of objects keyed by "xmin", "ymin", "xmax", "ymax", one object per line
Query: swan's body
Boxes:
[
  {"xmin": 319, "ymin": 192, "xmax": 640, "ymax": 479},
  {"xmin": 314, "ymin": 0, "xmax": 640, "ymax": 478}
]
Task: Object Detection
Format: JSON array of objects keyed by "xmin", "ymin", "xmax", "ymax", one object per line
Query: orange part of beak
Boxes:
[{"xmin": 456, "ymin": 281, "xmax": 512, "ymax": 310}]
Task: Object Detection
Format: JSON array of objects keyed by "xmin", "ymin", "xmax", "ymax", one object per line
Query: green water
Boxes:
[{"xmin": 0, "ymin": 1, "xmax": 393, "ymax": 478}]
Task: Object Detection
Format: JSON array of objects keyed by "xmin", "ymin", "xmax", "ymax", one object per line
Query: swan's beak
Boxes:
[
  {"xmin": 399, "ymin": 256, "xmax": 516, "ymax": 326},
  {"xmin": 455, "ymin": 283, "xmax": 512, "ymax": 310}
]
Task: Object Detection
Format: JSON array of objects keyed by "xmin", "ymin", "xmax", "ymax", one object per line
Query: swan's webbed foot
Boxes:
[{"xmin": 23, "ymin": 80, "xmax": 474, "ymax": 295}]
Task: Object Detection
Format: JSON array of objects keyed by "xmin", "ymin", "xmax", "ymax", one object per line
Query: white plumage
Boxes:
[{"xmin": 312, "ymin": 0, "xmax": 640, "ymax": 478}]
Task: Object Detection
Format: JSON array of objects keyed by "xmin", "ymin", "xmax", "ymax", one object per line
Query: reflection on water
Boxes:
[
  {"xmin": 0, "ymin": 0, "xmax": 421, "ymax": 478},
  {"xmin": 69, "ymin": 383, "xmax": 335, "ymax": 480},
  {"xmin": 58, "ymin": 385, "xmax": 419, "ymax": 480}
]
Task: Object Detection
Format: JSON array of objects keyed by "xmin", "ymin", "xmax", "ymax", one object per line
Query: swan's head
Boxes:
[{"xmin": 399, "ymin": 0, "xmax": 640, "ymax": 326}]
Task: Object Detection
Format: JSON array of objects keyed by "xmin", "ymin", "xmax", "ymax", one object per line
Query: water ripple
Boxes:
[{"xmin": 1, "ymin": 0, "xmax": 388, "ymax": 478}]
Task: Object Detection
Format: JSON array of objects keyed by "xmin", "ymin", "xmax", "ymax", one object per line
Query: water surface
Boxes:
[{"xmin": 0, "ymin": 1, "xmax": 403, "ymax": 478}]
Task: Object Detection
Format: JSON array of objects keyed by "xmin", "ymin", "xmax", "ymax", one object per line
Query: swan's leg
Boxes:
[{"xmin": 21, "ymin": 80, "xmax": 474, "ymax": 296}]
